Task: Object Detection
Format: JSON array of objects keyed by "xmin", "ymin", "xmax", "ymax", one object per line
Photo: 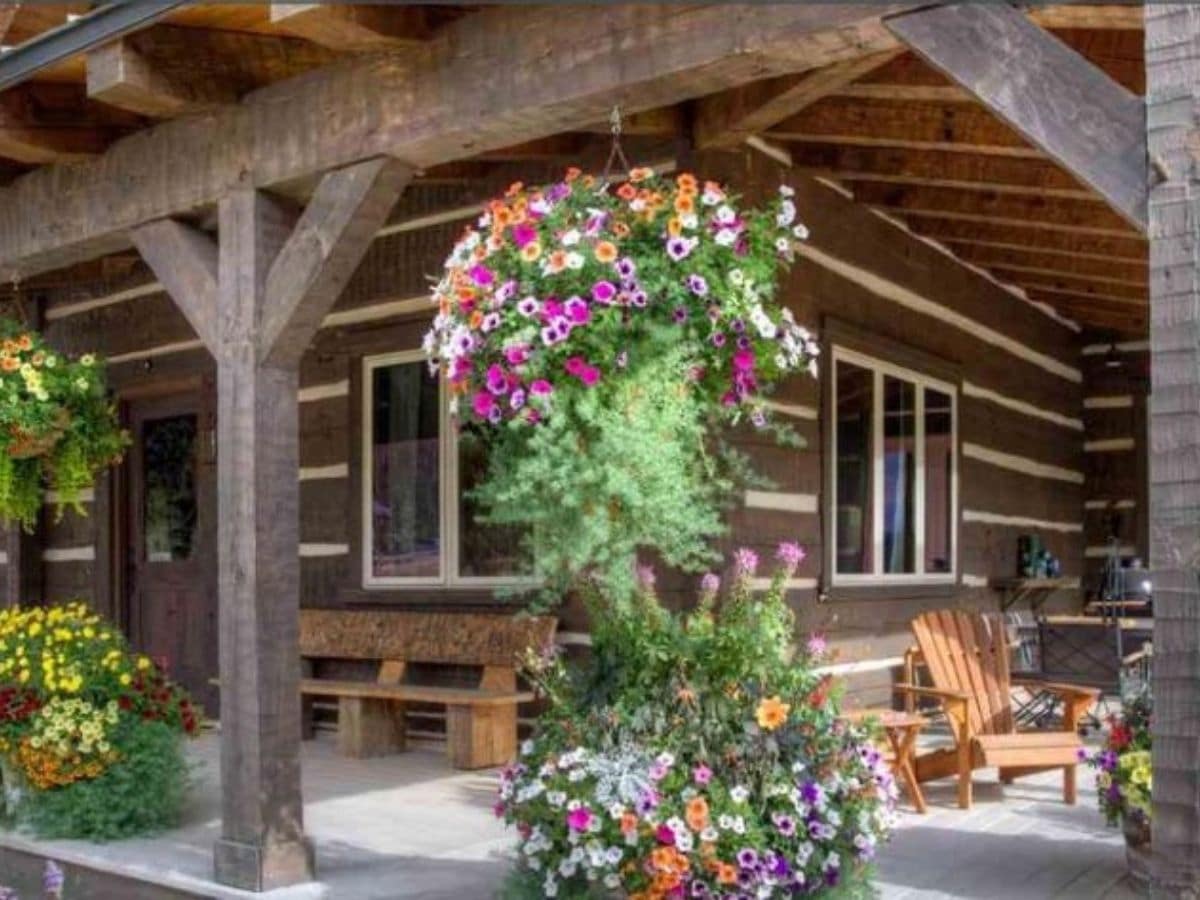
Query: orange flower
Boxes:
[
  {"xmin": 2, "ymin": 357, "xmax": 18, "ymax": 372},
  {"xmin": 667, "ymin": 217, "xmax": 683, "ymax": 237},
  {"xmin": 674, "ymin": 194, "xmax": 695, "ymax": 215},
  {"xmin": 685, "ymin": 796, "xmax": 709, "ymax": 831},
  {"xmin": 617, "ymin": 183, "xmax": 637, "ymax": 201},
  {"xmin": 716, "ymin": 862, "xmax": 738, "ymax": 885},
  {"xmin": 504, "ymin": 181, "xmax": 524, "ymax": 198},
  {"xmin": 676, "ymin": 173, "xmax": 698, "ymax": 193},
  {"xmin": 492, "ymin": 205, "xmax": 513, "ymax": 228},
  {"xmin": 755, "ymin": 695, "xmax": 791, "ymax": 731},
  {"xmin": 613, "ymin": 221, "xmax": 631, "ymax": 238},
  {"xmin": 16, "ymin": 334, "xmax": 31, "ymax": 351},
  {"xmin": 469, "ymin": 310, "xmax": 484, "ymax": 329},
  {"xmin": 629, "ymin": 166, "xmax": 655, "ymax": 183},
  {"xmin": 703, "ymin": 180, "xmax": 725, "ymax": 198},
  {"xmin": 594, "ymin": 241, "xmax": 618, "ymax": 263},
  {"xmin": 1, "ymin": 340, "xmax": 15, "ymax": 354},
  {"xmin": 581, "ymin": 175, "xmax": 596, "ymax": 189},
  {"xmin": 546, "ymin": 250, "xmax": 568, "ymax": 273},
  {"xmin": 564, "ymin": 166, "xmax": 582, "ymax": 182},
  {"xmin": 620, "ymin": 811, "xmax": 639, "ymax": 834},
  {"xmin": 520, "ymin": 241, "xmax": 543, "ymax": 262}
]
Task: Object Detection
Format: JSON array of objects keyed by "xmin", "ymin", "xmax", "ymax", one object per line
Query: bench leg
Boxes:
[
  {"xmin": 446, "ymin": 704, "xmax": 517, "ymax": 770},
  {"xmin": 1063, "ymin": 765, "xmax": 1077, "ymax": 805},
  {"xmin": 337, "ymin": 697, "xmax": 406, "ymax": 759}
]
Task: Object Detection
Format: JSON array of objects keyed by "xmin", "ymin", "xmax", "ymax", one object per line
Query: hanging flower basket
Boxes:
[{"xmin": 0, "ymin": 320, "xmax": 129, "ymax": 530}]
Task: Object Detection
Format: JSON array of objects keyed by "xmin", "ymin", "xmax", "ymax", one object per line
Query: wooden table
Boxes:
[{"xmin": 842, "ymin": 708, "xmax": 928, "ymax": 813}]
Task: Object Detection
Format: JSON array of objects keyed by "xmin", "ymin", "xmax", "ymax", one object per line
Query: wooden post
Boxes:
[
  {"xmin": 130, "ymin": 158, "xmax": 411, "ymax": 892},
  {"xmin": 1146, "ymin": 6, "xmax": 1200, "ymax": 894}
]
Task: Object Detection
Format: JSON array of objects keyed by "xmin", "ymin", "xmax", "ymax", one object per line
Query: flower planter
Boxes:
[{"xmin": 1122, "ymin": 814, "xmax": 1152, "ymax": 890}]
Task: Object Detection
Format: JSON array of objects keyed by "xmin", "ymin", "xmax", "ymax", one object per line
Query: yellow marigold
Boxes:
[{"xmin": 755, "ymin": 695, "xmax": 791, "ymax": 731}]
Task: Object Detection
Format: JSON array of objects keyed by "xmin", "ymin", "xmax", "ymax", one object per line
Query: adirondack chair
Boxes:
[{"xmin": 896, "ymin": 609, "xmax": 1099, "ymax": 809}]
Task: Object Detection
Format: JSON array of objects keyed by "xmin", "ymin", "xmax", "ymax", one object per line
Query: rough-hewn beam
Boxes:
[
  {"xmin": 0, "ymin": 2, "xmax": 910, "ymax": 277},
  {"xmin": 903, "ymin": 217, "xmax": 1147, "ymax": 262},
  {"xmin": 886, "ymin": 3, "xmax": 1147, "ymax": 231},
  {"xmin": 1028, "ymin": 4, "xmax": 1144, "ymax": 31},
  {"xmin": 269, "ymin": 4, "xmax": 431, "ymax": 51},
  {"xmin": 87, "ymin": 35, "xmax": 233, "ymax": 118},
  {"xmin": 0, "ymin": 6, "xmax": 18, "ymax": 45},
  {"xmin": 694, "ymin": 50, "xmax": 900, "ymax": 149},
  {"xmin": 769, "ymin": 98, "xmax": 1042, "ymax": 158},
  {"xmin": 261, "ymin": 157, "xmax": 412, "ymax": 367},
  {"xmin": 943, "ymin": 244, "xmax": 1147, "ymax": 288},
  {"xmin": 0, "ymin": 85, "xmax": 115, "ymax": 164},
  {"xmin": 128, "ymin": 219, "xmax": 220, "ymax": 349}
]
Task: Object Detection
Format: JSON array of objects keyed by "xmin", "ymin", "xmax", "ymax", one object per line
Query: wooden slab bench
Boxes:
[{"xmin": 299, "ymin": 608, "xmax": 556, "ymax": 769}]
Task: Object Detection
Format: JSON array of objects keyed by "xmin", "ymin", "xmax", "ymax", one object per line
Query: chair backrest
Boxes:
[
  {"xmin": 911, "ymin": 609, "xmax": 1014, "ymax": 736},
  {"xmin": 298, "ymin": 608, "xmax": 558, "ymax": 667}
]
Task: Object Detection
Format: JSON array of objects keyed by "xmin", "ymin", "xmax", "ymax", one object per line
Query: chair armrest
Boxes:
[{"xmin": 894, "ymin": 683, "xmax": 970, "ymax": 702}]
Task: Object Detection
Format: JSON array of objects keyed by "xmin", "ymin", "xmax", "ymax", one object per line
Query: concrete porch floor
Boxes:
[{"xmin": 0, "ymin": 731, "xmax": 1141, "ymax": 899}]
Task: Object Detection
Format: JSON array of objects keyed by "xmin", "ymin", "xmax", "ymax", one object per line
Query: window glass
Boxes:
[
  {"xmin": 143, "ymin": 414, "xmax": 197, "ymax": 563},
  {"xmin": 924, "ymin": 388, "xmax": 954, "ymax": 574},
  {"xmin": 456, "ymin": 427, "xmax": 527, "ymax": 578},
  {"xmin": 369, "ymin": 361, "xmax": 441, "ymax": 579},
  {"xmin": 882, "ymin": 376, "xmax": 916, "ymax": 574},
  {"xmin": 835, "ymin": 361, "xmax": 874, "ymax": 574}
]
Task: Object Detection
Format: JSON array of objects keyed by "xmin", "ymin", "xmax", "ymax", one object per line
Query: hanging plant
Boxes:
[
  {"xmin": 0, "ymin": 320, "xmax": 128, "ymax": 530},
  {"xmin": 424, "ymin": 166, "xmax": 818, "ymax": 603}
]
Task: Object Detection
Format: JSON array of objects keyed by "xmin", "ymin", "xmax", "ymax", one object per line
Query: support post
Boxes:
[
  {"xmin": 130, "ymin": 157, "xmax": 411, "ymax": 892},
  {"xmin": 1146, "ymin": 6, "xmax": 1200, "ymax": 895}
]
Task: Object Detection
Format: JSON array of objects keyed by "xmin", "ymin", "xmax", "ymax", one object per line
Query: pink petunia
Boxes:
[
  {"xmin": 504, "ymin": 344, "xmax": 530, "ymax": 367},
  {"xmin": 468, "ymin": 264, "xmax": 494, "ymax": 286},
  {"xmin": 564, "ymin": 296, "xmax": 591, "ymax": 324},
  {"xmin": 472, "ymin": 392, "xmax": 496, "ymax": 419},
  {"xmin": 564, "ymin": 357, "xmax": 587, "ymax": 377},
  {"xmin": 566, "ymin": 807, "xmax": 593, "ymax": 833},
  {"xmin": 530, "ymin": 379, "xmax": 553, "ymax": 396},
  {"xmin": 693, "ymin": 764, "xmax": 713, "ymax": 786},
  {"xmin": 511, "ymin": 223, "xmax": 538, "ymax": 248},
  {"xmin": 656, "ymin": 823, "xmax": 676, "ymax": 846},
  {"xmin": 579, "ymin": 366, "xmax": 601, "ymax": 387},
  {"xmin": 733, "ymin": 349, "xmax": 755, "ymax": 372}
]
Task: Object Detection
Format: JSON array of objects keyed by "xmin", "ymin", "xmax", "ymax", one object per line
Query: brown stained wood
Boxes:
[
  {"xmin": 903, "ymin": 217, "xmax": 1147, "ymax": 262},
  {"xmin": 769, "ymin": 97, "xmax": 1042, "ymax": 157},
  {"xmin": 831, "ymin": 83, "xmax": 972, "ymax": 103},
  {"xmin": 791, "ymin": 144, "xmax": 1093, "ymax": 199},
  {"xmin": 299, "ymin": 609, "xmax": 557, "ymax": 668},
  {"xmin": 260, "ymin": 158, "xmax": 413, "ymax": 367},
  {"xmin": 128, "ymin": 220, "xmax": 220, "ymax": 351},
  {"xmin": 1146, "ymin": 6, "xmax": 1200, "ymax": 879},
  {"xmin": 300, "ymin": 680, "xmax": 532, "ymax": 707},
  {"xmin": 1010, "ymin": 276, "xmax": 1146, "ymax": 304},
  {"xmin": 942, "ymin": 243, "xmax": 1148, "ymax": 287},
  {"xmin": 693, "ymin": 50, "xmax": 901, "ymax": 149},
  {"xmin": 269, "ymin": 4, "xmax": 431, "ymax": 52},
  {"xmin": 885, "ymin": 4, "xmax": 1147, "ymax": 231},
  {"xmin": 0, "ymin": 87, "xmax": 116, "ymax": 164},
  {"xmin": 849, "ymin": 181, "xmax": 1136, "ymax": 236},
  {"xmin": 0, "ymin": 6, "xmax": 17, "ymax": 44},
  {"xmin": 0, "ymin": 3, "xmax": 917, "ymax": 276},
  {"xmin": 1028, "ymin": 5, "xmax": 1144, "ymax": 31},
  {"xmin": 87, "ymin": 36, "xmax": 235, "ymax": 119}
]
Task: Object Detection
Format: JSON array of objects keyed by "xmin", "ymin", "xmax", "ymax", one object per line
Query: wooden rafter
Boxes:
[
  {"xmin": 269, "ymin": 4, "xmax": 431, "ymax": 51},
  {"xmin": 0, "ymin": 84, "xmax": 128, "ymax": 164},
  {"xmin": 87, "ymin": 25, "xmax": 338, "ymax": 118},
  {"xmin": 885, "ymin": 3, "xmax": 1147, "ymax": 231},
  {"xmin": 768, "ymin": 98, "xmax": 1043, "ymax": 158},
  {"xmin": 906, "ymin": 218, "xmax": 1146, "ymax": 262},
  {"xmin": 940, "ymin": 243, "xmax": 1147, "ymax": 288},
  {"xmin": 693, "ymin": 50, "xmax": 900, "ymax": 149},
  {"xmin": 0, "ymin": 2, "xmax": 914, "ymax": 275},
  {"xmin": 0, "ymin": 5, "xmax": 18, "ymax": 45},
  {"xmin": 996, "ymin": 272, "xmax": 1145, "ymax": 304},
  {"xmin": 789, "ymin": 144, "xmax": 1093, "ymax": 199}
]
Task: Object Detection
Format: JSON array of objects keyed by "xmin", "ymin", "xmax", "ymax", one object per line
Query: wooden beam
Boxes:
[
  {"xmin": 269, "ymin": 4, "xmax": 431, "ymax": 52},
  {"xmin": 1027, "ymin": 5, "xmax": 1144, "ymax": 31},
  {"xmin": 0, "ymin": 2, "xmax": 912, "ymax": 276},
  {"xmin": 128, "ymin": 219, "xmax": 220, "ymax": 350},
  {"xmin": 0, "ymin": 6, "xmax": 18, "ymax": 45},
  {"xmin": 886, "ymin": 3, "xmax": 1147, "ymax": 231},
  {"xmin": 831, "ymin": 82, "xmax": 972, "ymax": 103},
  {"xmin": 768, "ymin": 98, "xmax": 1042, "ymax": 158},
  {"xmin": 694, "ymin": 50, "xmax": 900, "ymax": 149},
  {"xmin": 851, "ymin": 181, "xmax": 1136, "ymax": 236},
  {"xmin": 905, "ymin": 217, "xmax": 1147, "ymax": 262},
  {"xmin": 984, "ymin": 268, "xmax": 1146, "ymax": 303},
  {"xmin": 789, "ymin": 144, "xmax": 1093, "ymax": 199},
  {"xmin": 941, "ymin": 243, "xmax": 1147, "ymax": 288},
  {"xmin": 0, "ymin": 85, "xmax": 118, "ymax": 164},
  {"xmin": 87, "ymin": 25, "xmax": 337, "ymax": 119},
  {"xmin": 261, "ymin": 157, "xmax": 413, "ymax": 367}
]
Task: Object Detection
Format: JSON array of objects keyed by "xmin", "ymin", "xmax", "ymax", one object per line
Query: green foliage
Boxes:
[
  {"xmin": 0, "ymin": 320, "xmax": 128, "ymax": 530},
  {"xmin": 9, "ymin": 718, "xmax": 189, "ymax": 841}
]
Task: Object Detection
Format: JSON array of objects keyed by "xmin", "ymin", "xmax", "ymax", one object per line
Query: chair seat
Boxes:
[{"xmin": 974, "ymin": 731, "xmax": 1082, "ymax": 768}]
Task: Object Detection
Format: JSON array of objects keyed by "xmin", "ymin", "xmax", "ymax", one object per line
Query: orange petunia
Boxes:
[
  {"xmin": 676, "ymin": 173, "xmax": 698, "ymax": 192},
  {"xmin": 674, "ymin": 194, "xmax": 695, "ymax": 215},
  {"xmin": 520, "ymin": 241, "xmax": 543, "ymax": 262},
  {"xmin": 469, "ymin": 310, "xmax": 484, "ymax": 329},
  {"xmin": 504, "ymin": 181, "xmax": 524, "ymax": 198},
  {"xmin": 755, "ymin": 695, "xmax": 791, "ymax": 731},
  {"xmin": 564, "ymin": 166, "xmax": 582, "ymax": 182},
  {"xmin": 685, "ymin": 796, "xmax": 709, "ymax": 832},
  {"xmin": 667, "ymin": 217, "xmax": 683, "ymax": 237},
  {"xmin": 612, "ymin": 221, "xmax": 631, "ymax": 238},
  {"xmin": 616, "ymin": 183, "xmax": 638, "ymax": 201},
  {"xmin": 1, "ymin": 357, "xmax": 17, "ymax": 372},
  {"xmin": 492, "ymin": 205, "xmax": 514, "ymax": 228},
  {"xmin": 16, "ymin": 335, "xmax": 31, "ymax": 351},
  {"xmin": 620, "ymin": 811, "xmax": 639, "ymax": 834},
  {"xmin": 594, "ymin": 241, "xmax": 618, "ymax": 263},
  {"xmin": 716, "ymin": 862, "xmax": 738, "ymax": 885},
  {"xmin": 1, "ymin": 340, "xmax": 16, "ymax": 354},
  {"xmin": 629, "ymin": 166, "xmax": 655, "ymax": 183},
  {"xmin": 546, "ymin": 250, "xmax": 568, "ymax": 273}
]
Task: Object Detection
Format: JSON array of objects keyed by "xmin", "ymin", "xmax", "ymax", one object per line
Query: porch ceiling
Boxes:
[{"xmin": 0, "ymin": 2, "xmax": 1147, "ymax": 339}]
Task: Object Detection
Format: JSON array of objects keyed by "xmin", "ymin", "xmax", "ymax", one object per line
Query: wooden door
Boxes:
[{"xmin": 125, "ymin": 391, "xmax": 218, "ymax": 715}]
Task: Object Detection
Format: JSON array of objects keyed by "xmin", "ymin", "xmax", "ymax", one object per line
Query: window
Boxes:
[
  {"xmin": 829, "ymin": 347, "xmax": 957, "ymax": 585},
  {"xmin": 362, "ymin": 350, "xmax": 528, "ymax": 587}
]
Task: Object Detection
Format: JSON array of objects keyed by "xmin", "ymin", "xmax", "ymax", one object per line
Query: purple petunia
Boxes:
[
  {"xmin": 510, "ymin": 388, "xmax": 526, "ymax": 411},
  {"xmin": 517, "ymin": 296, "xmax": 540, "ymax": 317},
  {"xmin": 631, "ymin": 290, "xmax": 648, "ymax": 308},
  {"xmin": 485, "ymin": 364, "xmax": 509, "ymax": 395},
  {"xmin": 711, "ymin": 332, "xmax": 727, "ymax": 348},
  {"xmin": 673, "ymin": 306, "xmax": 689, "ymax": 324},
  {"xmin": 666, "ymin": 236, "xmax": 697, "ymax": 261},
  {"xmin": 737, "ymin": 848, "xmax": 759, "ymax": 869},
  {"xmin": 687, "ymin": 274, "xmax": 709, "ymax": 296},
  {"xmin": 773, "ymin": 813, "xmax": 797, "ymax": 837},
  {"xmin": 481, "ymin": 311, "xmax": 501, "ymax": 333},
  {"xmin": 615, "ymin": 257, "xmax": 637, "ymax": 280}
]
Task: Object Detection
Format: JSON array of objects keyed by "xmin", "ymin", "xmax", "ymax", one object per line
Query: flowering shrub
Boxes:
[
  {"xmin": 424, "ymin": 168, "xmax": 818, "ymax": 603},
  {"xmin": 0, "ymin": 320, "xmax": 128, "ymax": 530},
  {"xmin": 1083, "ymin": 684, "xmax": 1152, "ymax": 829},
  {"xmin": 498, "ymin": 545, "xmax": 896, "ymax": 898},
  {"xmin": 0, "ymin": 603, "xmax": 198, "ymax": 840}
]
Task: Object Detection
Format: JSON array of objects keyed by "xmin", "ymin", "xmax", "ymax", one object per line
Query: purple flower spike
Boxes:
[{"xmin": 734, "ymin": 547, "xmax": 759, "ymax": 577}]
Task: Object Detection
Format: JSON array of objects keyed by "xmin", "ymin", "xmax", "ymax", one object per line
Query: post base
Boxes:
[{"xmin": 214, "ymin": 835, "xmax": 315, "ymax": 892}]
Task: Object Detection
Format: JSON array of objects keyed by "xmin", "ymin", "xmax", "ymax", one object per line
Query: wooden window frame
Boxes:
[
  {"xmin": 360, "ymin": 348, "xmax": 535, "ymax": 591},
  {"xmin": 823, "ymin": 325, "xmax": 960, "ymax": 590}
]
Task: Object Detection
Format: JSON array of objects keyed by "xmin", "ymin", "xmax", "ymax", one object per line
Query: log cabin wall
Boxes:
[
  {"xmin": 14, "ymin": 163, "xmax": 1087, "ymax": 703},
  {"xmin": 1079, "ymin": 340, "xmax": 1151, "ymax": 591}
]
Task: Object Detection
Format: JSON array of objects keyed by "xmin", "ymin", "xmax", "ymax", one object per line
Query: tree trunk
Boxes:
[{"xmin": 1147, "ymin": 7, "xmax": 1200, "ymax": 896}]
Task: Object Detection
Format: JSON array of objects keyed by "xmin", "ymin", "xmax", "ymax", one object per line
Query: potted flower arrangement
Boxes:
[
  {"xmin": 0, "ymin": 321, "xmax": 128, "ymax": 530},
  {"xmin": 496, "ymin": 545, "xmax": 897, "ymax": 898},
  {"xmin": 424, "ymin": 167, "xmax": 818, "ymax": 604},
  {"xmin": 0, "ymin": 602, "xmax": 200, "ymax": 840},
  {"xmin": 1082, "ymin": 684, "xmax": 1152, "ymax": 883}
]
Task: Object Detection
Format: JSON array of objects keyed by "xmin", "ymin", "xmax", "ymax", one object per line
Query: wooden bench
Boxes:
[{"xmin": 299, "ymin": 608, "xmax": 556, "ymax": 769}]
